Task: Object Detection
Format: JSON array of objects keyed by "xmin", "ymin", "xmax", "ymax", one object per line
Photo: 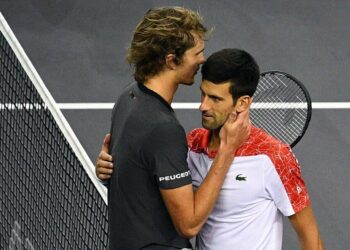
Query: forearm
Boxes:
[
  {"xmin": 298, "ymin": 234, "xmax": 323, "ymax": 250},
  {"xmin": 162, "ymin": 111, "xmax": 250, "ymax": 237},
  {"xmin": 297, "ymin": 227, "xmax": 323, "ymax": 250},
  {"xmin": 177, "ymin": 149, "xmax": 235, "ymax": 236}
]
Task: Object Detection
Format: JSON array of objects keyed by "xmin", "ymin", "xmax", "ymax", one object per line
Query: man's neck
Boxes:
[
  {"xmin": 208, "ymin": 129, "xmax": 221, "ymax": 151},
  {"xmin": 144, "ymin": 73, "xmax": 178, "ymax": 104}
]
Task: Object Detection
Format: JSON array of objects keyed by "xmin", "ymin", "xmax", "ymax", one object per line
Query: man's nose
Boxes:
[{"xmin": 199, "ymin": 98, "xmax": 209, "ymax": 112}]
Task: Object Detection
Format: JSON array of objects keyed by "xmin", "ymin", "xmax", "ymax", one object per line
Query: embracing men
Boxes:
[{"xmin": 96, "ymin": 6, "xmax": 323, "ymax": 250}]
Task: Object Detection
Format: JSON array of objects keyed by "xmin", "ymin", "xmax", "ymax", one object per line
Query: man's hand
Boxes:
[
  {"xmin": 95, "ymin": 133, "xmax": 114, "ymax": 181},
  {"xmin": 219, "ymin": 109, "xmax": 251, "ymax": 153}
]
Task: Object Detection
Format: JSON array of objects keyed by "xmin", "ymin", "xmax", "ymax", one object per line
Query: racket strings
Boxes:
[
  {"xmin": 251, "ymin": 72, "xmax": 311, "ymax": 147},
  {"xmin": 252, "ymin": 109, "xmax": 297, "ymax": 143},
  {"xmin": 259, "ymin": 75, "xmax": 306, "ymax": 104}
]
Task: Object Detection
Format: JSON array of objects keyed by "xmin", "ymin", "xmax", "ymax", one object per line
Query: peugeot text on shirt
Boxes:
[{"xmin": 159, "ymin": 170, "xmax": 191, "ymax": 182}]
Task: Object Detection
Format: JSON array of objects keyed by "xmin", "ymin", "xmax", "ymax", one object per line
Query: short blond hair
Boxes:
[{"xmin": 127, "ymin": 6, "xmax": 209, "ymax": 83}]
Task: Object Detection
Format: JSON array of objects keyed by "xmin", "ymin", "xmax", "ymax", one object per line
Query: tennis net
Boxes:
[{"xmin": 0, "ymin": 13, "xmax": 108, "ymax": 249}]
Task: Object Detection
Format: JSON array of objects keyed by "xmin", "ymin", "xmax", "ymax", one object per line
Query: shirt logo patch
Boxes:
[
  {"xmin": 159, "ymin": 170, "xmax": 191, "ymax": 182},
  {"xmin": 236, "ymin": 174, "xmax": 247, "ymax": 181}
]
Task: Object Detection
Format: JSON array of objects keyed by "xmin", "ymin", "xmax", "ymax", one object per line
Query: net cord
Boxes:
[{"xmin": 0, "ymin": 12, "xmax": 107, "ymax": 204}]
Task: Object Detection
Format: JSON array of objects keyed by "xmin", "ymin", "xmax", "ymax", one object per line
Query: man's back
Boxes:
[{"xmin": 108, "ymin": 83, "xmax": 192, "ymax": 249}]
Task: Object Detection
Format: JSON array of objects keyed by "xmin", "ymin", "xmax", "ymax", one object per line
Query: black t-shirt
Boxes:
[{"xmin": 108, "ymin": 83, "xmax": 192, "ymax": 250}]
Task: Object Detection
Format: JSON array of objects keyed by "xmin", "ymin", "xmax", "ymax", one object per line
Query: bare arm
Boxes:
[
  {"xmin": 161, "ymin": 111, "xmax": 250, "ymax": 238},
  {"xmin": 96, "ymin": 112, "xmax": 250, "ymax": 237},
  {"xmin": 289, "ymin": 205, "xmax": 324, "ymax": 249}
]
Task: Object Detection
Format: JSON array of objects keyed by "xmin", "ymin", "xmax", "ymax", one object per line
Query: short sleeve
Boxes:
[
  {"xmin": 264, "ymin": 145, "xmax": 310, "ymax": 216},
  {"xmin": 142, "ymin": 123, "xmax": 192, "ymax": 189}
]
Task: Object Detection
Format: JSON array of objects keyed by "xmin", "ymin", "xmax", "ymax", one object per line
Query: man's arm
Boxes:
[
  {"xmin": 160, "ymin": 111, "xmax": 250, "ymax": 238},
  {"xmin": 160, "ymin": 149, "xmax": 238, "ymax": 237},
  {"xmin": 289, "ymin": 205, "xmax": 324, "ymax": 249},
  {"xmin": 95, "ymin": 112, "xmax": 250, "ymax": 238}
]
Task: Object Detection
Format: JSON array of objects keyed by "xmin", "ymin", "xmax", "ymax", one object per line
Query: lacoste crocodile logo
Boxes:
[{"xmin": 236, "ymin": 174, "xmax": 247, "ymax": 181}]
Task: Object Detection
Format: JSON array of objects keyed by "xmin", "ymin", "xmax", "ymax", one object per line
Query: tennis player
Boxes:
[
  {"xmin": 104, "ymin": 7, "xmax": 250, "ymax": 250},
  {"xmin": 97, "ymin": 48, "xmax": 323, "ymax": 249}
]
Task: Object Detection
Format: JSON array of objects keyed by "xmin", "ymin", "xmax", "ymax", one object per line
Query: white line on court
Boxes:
[
  {"xmin": 56, "ymin": 102, "xmax": 350, "ymax": 110},
  {"xmin": 1, "ymin": 102, "xmax": 350, "ymax": 110}
]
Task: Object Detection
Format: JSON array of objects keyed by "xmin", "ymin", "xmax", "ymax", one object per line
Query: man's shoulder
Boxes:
[
  {"xmin": 240, "ymin": 126, "xmax": 290, "ymax": 154},
  {"xmin": 243, "ymin": 126, "xmax": 299, "ymax": 170},
  {"xmin": 116, "ymin": 82, "xmax": 137, "ymax": 99},
  {"xmin": 187, "ymin": 128, "xmax": 209, "ymax": 152},
  {"xmin": 235, "ymin": 126, "xmax": 297, "ymax": 171},
  {"xmin": 111, "ymin": 83, "xmax": 137, "ymax": 113}
]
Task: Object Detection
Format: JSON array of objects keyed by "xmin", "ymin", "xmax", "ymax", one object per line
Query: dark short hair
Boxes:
[
  {"xmin": 127, "ymin": 6, "xmax": 209, "ymax": 83},
  {"xmin": 201, "ymin": 48, "xmax": 260, "ymax": 102}
]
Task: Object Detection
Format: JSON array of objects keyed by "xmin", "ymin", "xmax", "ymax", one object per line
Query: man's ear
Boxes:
[
  {"xmin": 165, "ymin": 53, "xmax": 178, "ymax": 70},
  {"xmin": 235, "ymin": 96, "xmax": 252, "ymax": 113}
]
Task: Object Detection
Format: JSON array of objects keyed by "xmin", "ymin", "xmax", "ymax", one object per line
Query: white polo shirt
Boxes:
[{"xmin": 187, "ymin": 126, "xmax": 310, "ymax": 250}]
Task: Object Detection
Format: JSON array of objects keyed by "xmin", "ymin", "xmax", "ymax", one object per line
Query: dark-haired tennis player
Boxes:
[
  {"xmin": 103, "ymin": 7, "xmax": 250, "ymax": 250},
  {"xmin": 97, "ymin": 48, "xmax": 323, "ymax": 249}
]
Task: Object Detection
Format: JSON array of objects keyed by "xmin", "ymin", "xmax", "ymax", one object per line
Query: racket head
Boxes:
[{"xmin": 250, "ymin": 71, "xmax": 312, "ymax": 148}]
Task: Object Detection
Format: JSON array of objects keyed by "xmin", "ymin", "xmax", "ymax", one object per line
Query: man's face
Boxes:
[
  {"xmin": 200, "ymin": 80, "xmax": 235, "ymax": 130},
  {"xmin": 175, "ymin": 33, "xmax": 205, "ymax": 85}
]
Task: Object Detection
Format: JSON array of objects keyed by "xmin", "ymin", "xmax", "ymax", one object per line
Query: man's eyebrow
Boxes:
[
  {"xmin": 208, "ymin": 94, "xmax": 224, "ymax": 100},
  {"xmin": 200, "ymin": 87, "xmax": 224, "ymax": 100},
  {"xmin": 196, "ymin": 47, "xmax": 205, "ymax": 55}
]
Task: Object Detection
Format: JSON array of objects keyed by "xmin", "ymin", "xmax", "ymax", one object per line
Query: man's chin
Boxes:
[
  {"xmin": 181, "ymin": 80, "xmax": 195, "ymax": 86},
  {"xmin": 202, "ymin": 121, "xmax": 222, "ymax": 131},
  {"xmin": 202, "ymin": 121, "xmax": 214, "ymax": 130}
]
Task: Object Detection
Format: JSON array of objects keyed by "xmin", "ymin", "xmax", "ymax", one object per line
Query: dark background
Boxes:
[{"xmin": 1, "ymin": 0, "xmax": 350, "ymax": 249}]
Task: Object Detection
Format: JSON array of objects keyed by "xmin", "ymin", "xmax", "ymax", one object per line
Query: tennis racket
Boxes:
[{"xmin": 250, "ymin": 71, "xmax": 312, "ymax": 148}]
